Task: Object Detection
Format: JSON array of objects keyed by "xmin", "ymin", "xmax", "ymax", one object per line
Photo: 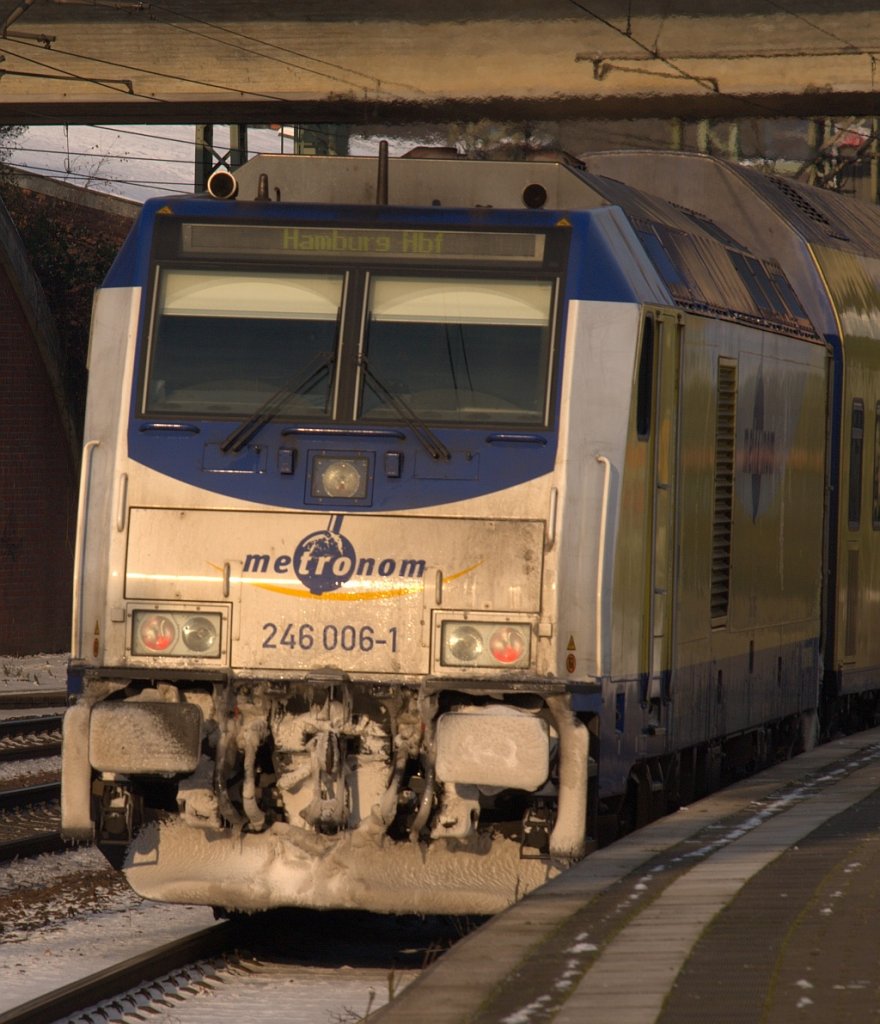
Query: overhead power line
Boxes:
[
  {"xmin": 760, "ymin": 0, "xmax": 864, "ymax": 53},
  {"xmin": 7, "ymin": 157, "xmax": 191, "ymax": 192},
  {"xmin": 147, "ymin": 0, "xmax": 421, "ymax": 95},
  {"xmin": 562, "ymin": 0, "xmax": 878, "ymax": 122},
  {"xmin": 145, "ymin": 1, "xmax": 415, "ymax": 99}
]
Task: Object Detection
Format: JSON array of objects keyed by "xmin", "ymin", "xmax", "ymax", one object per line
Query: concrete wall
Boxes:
[
  {"xmin": 0, "ymin": 173, "xmax": 136, "ymax": 655},
  {"xmin": 0, "ymin": 204, "xmax": 77, "ymax": 655}
]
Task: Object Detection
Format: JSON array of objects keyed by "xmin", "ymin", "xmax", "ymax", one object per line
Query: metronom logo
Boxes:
[{"xmin": 243, "ymin": 516, "xmax": 427, "ymax": 596}]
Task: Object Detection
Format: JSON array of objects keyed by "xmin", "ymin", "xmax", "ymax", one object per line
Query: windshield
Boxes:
[
  {"xmin": 144, "ymin": 268, "xmax": 343, "ymax": 416},
  {"xmin": 358, "ymin": 276, "xmax": 555, "ymax": 425}
]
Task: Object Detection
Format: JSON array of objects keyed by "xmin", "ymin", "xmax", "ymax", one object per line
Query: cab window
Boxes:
[
  {"xmin": 144, "ymin": 268, "xmax": 343, "ymax": 417},
  {"xmin": 359, "ymin": 276, "xmax": 555, "ymax": 425}
]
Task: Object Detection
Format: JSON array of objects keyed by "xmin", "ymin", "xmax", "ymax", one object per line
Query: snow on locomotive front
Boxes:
[{"xmin": 60, "ymin": 152, "xmax": 643, "ymax": 914}]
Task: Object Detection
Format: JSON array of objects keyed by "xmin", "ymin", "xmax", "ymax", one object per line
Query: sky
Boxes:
[
  {"xmin": 2, "ymin": 124, "xmax": 421, "ymax": 203},
  {"xmin": 3, "ymin": 124, "xmax": 293, "ymax": 202}
]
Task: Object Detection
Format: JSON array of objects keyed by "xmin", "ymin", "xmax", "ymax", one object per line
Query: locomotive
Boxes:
[{"xmin": 60, "ymin": 145, "xmax": 880, "ymax": 914}]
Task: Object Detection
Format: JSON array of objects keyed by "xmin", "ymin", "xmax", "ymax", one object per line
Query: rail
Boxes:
[
  {"xmin": 0, "ymin": 782, "xmax": 61, "ymax": 812},
  {"xmin": 0, "ymin": 715, "xmax": 63, "ymax": 762},
  {"xmin": 0, "ymin": 782, "xmax": 64, "ymax": 863},
  {"xmin": 0, "ymin": 924, "xmax": 235, "ymax": 1024}
]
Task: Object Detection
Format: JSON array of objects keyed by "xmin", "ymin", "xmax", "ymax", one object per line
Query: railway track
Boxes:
[
  {"xmin": 0, "ymin": 909, "xmax": 461, "ymax": 1023},
  {"xmin": 0, "ymin": 715, "xmax": 63, "ymax": 762},
  {"xmin": 0, "ymin": 712, "xmax": 67, "ymax": 859},
  {"xmin": 0, "ymin": 923, "xmax": 236, "ymax": 1024},
  {"xmin": 0, "ymin": 782, "xmax": 65, "ymax": 861},
  {"xmin": 0, "ymin": 692, "xmax": 66, "ymax": 712}
]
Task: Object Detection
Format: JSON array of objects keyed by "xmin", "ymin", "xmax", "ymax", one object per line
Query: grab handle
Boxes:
[
  {"xmin": 71, "ymin": 440, "xmax": 100, "ymax": 659},
  {"xmin": 595, "ymin": 455, "xmax": 612, "ymax": 679}
]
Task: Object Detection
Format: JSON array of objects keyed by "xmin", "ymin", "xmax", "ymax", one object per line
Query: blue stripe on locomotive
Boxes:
[{"xmin": 115, "ymin": 199, "xmax": 655, "ymax": 511}]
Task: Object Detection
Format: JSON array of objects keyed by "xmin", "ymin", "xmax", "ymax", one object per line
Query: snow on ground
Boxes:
[
  {"xmin": 0, "ymin": 653, "xmax": 67, "ymax": 698},
  {"xmin": 0, "ymin": 654, "xmax": 415, "ymax": 1020},
  {"xmin": 0, "ymin": 754, "xmax": 60, "ymax": 784},
  {"xmin": 0, "ymin": 842, "xmax": 414, "ymax": 1023},
  {"xmin": 0, "ymin": 885, "xmax": 216, "ymax": 1011},
  {"xmin": 116, "ymin": 961, "xmax": 414, "ymax": 1024},
  {"xmin": 0, "ymin": 842, "xmax": 212, "ymax": 1010}
]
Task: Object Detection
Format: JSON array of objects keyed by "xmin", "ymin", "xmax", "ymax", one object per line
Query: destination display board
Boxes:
[{"xmin": 181, "ymin": 223, "xmax": 547, "ymax": 263}]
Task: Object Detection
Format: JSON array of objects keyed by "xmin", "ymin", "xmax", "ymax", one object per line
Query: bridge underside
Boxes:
[{"xmin": 0, "ymin": 1, "xmax": 879, "ymax": 125}]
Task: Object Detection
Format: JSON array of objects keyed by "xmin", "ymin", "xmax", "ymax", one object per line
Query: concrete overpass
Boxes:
[{"xmin": 0, "ymin": 1, "xmax": 879, "ymax": 125}]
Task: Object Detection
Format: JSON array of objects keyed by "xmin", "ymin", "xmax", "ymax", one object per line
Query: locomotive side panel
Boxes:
[
  {"xmin": 602, "ymin": 308, "xmax": 826, "ymax": 780},
  {"xmin": 658, "ymin": 316, "xmax": 713, "ymax": 754},
  {"xmin": 672, "ymin": 319, "xmax": 825, "ymax": 744},
  {"xmin": 813, "ymin": 246, "xmax": 880, "ymax": 694},
  {"xmin": 71, "ymin": 286, "xmax": 141, "ymax": 669},
  {"xmin": 697, "ymin": 322, "xmax": 826, "ymax": 739},
  {"xmin": 551, "ymin": 298, "xmax": 643, "ymax": 688}
]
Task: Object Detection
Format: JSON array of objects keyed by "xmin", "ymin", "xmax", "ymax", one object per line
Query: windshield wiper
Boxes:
[
  {"xmin": 359, "ymin": 355, "xmax": 451, "ymax": 462},
  {"xmin": 220, "ymin": 351, "xmax": 334, "ymax": 453}
]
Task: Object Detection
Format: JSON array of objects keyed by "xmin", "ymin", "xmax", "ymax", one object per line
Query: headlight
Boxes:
[
  {"xmin": 180, "ymin": 615, "xmax": 219, "ymax": 654},
  {"xmin": 132, "ymin": 610, "xmax": 222, "ymax": 658},
  {"xmin": 445, "ymin": 625, "xmax": 484, "ymax": 662},
  {"xmin": 440, "ymin": 620, "xmax": 530, "ymax": 668},
  {"xmin": 310, "ymin": 455, "xmax": 370, "ymax": 500}
]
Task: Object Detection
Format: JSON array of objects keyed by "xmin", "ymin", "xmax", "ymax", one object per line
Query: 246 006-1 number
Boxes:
[{"xmin": 262, "ymin": 621, "xmax": 398, "ymax": 654}]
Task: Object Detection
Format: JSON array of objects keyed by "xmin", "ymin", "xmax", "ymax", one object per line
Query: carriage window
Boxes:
[
  {"xmin": 636, "ymin": 316, "xmax": 655, "ymax": 440},
  {"xmin": 849, "ymin": 398, "xmax": 864, "ymax": 530},
  {"xmin": 144, "ymin": 269, "xmax": 343, "ymax": 416},
  {"xmin": 359, "ymin": 276, "xmax": 554, "ymax": 425}
]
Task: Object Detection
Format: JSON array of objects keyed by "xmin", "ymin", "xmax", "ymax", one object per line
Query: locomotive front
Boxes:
[{"xmin": 61, "ymin": 166, "xmax": 599, "ymax": 914}]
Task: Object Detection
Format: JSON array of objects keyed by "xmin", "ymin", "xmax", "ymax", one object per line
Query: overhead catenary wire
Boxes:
[
  {"xmin": 6, "ymin": 157, "xmax": 192, "ymax": 193},
  {"xmin": 1, "ymin": 4, "xmax": 877, "ymax": 199},
  {"xmin": 564, "ymin": 0, "xmax": 721, "ymax": 93},
  {"xmin": 761, "ymin": 0, "xmax": 865, "ymax": 54},
  {"xmin": 1, "ymin": 3, "xmax": 875, "ymax": 148},
  {"xmin": 3, "ymin": 122, "xmax": 333, "ymax": 170},
  {"xmin": 0, "ymin": 40, "xmax": 149, "ymax": 98},
  {"xmin": 145, "ymin": 1, "xmax": 422, "ymax": 100},
  {"xmin": 0, "ymin": 1, "xmax": 878, "ymax": 137},
  {"xmin": 0, "ymin": 36, "xmax": 298, "ymax": 104},
  {"xmin": 10, "ymin": 142, "xmax": 195, "ymax": 164},
  {"xmin": 563, "ymin": 0, "xmax": 880, "ymax": 124},
  {"xmin": 0, "ymin": 0, "xmax": 424, "ymax": 110},
  {"xmin": 147, "ymin": 0, "xmax": 422, "ymax": 95}
]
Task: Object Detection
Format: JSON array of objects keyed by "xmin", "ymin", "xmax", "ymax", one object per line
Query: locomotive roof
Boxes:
[
  {"xmin": 575, "ymin": 170, "xmax": 817, "ymax": 338},
  {"xmin": 584, "ymin": 149, "xmax": 880, "ymax": 341},
  {"xmin": 584, "ymin": 149, "xmax": 880, "ymax": 260},
  {"xmin": 228, "ymin": 150, "xmax": 821, "ymax": 338}
]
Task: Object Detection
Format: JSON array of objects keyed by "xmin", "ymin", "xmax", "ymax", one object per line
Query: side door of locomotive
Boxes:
[{"xmin": 641, "ymin": 310, "xmax": 683, "ymax": 749}]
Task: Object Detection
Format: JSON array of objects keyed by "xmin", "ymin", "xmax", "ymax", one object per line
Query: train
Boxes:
[{"xmin": 60, "ymin": 144, "xmax": 880, "ymax": 915}]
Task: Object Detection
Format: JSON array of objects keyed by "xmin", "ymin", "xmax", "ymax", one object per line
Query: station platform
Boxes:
[{"xmin": 373, "ymin": 727, "xmax": 880, "ymax": 1024}]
